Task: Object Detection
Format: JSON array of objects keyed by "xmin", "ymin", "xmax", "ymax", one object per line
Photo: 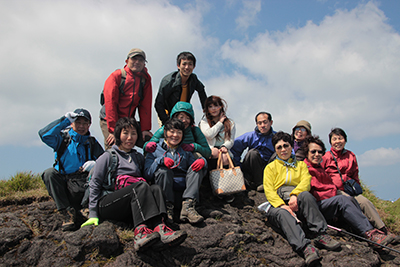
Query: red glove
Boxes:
[
  {"xmin": 181, "ymin": 143, "xmax": 194, "ymax": 152},
  {"xmin": 145, "ymin": 142, "xmax": 157, "ymax": 153},
  {"xmin": 164, "ymin": 157, "xmax": 175, "ymax": 169},
  {"xmin": 191, "ymin": 159, "xmax": 205, "ymax": 172}
]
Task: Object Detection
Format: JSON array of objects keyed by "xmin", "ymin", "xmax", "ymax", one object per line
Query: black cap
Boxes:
[{"xmin": 73, "ymin": 108, "xmax": 92, "ymax": 122}]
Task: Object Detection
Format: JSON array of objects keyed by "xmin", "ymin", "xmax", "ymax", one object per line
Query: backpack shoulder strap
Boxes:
[
  {"xmin": 119, "ymin": 68, "xmax": 127, "ymax": 95},
  {"xmin": 105, "ymin": 148, "xmax": 119, "ymax": 188},
  {"xmin": 138, "ymin": 76, "xmax": 146, "ymax": 105},
  {"xmin": 131, "ymin": 150, "xmax": 144, "ymax": 170},
  {"xmin": 54, "ymin": 130, "xmax": 71, "ymax": 173}
]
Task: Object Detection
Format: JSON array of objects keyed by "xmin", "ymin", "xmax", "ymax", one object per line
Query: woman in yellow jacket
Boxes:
[{"xmin": 262, "ymin": 132, "xmax": 340, "ymax": 266}]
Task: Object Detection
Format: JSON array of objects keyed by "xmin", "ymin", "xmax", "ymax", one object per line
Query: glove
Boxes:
[
  {"xmin": 81, "ymin": 217, "xmax": 99, "ymax": 227},
  {"xmin": 181, "ymin": 143, "xmax": 194, "ymax": 152},
  {"xmin": 191, "ymin": 159, "xmax": 205, "ymax": 172},
  {"xmin": 65, "ymin": 111, "xmax": 79, "ymax": 123},
  {"xmin": 164, "ymin": 157, "xmax": 175, "ymax": 169},
  {"xmin": 82, "ymin": 160, "xmax": 96, "ymax": 172},
  {"xmin": 145, "ymin": 142, "xmax": 157, "ymax": 153}
]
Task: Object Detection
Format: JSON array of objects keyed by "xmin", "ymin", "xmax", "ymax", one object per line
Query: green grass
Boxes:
[
  {"xmin": 361, "ymin": 181, "xmax": 400, "ymax": 234},
  {"xmin": 0, "ymin": 171, "xmax": 47, "ymax": 201}
]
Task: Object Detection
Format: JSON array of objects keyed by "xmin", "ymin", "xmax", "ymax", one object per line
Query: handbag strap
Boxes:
[
  {"xmin": 329, "ymin": 151, "xmax": 346, "ymax": 185},
  {"xmin": 216, "ymin": 151, "xmax": 235, "ymax": 170}
]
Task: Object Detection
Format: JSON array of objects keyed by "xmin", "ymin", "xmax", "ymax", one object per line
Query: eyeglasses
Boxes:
[
  {"xmin": 276, "ymin": 144, "xmax": 290, "ymax": 150},
  {"xmin": 295, "ymin": 127, "xmax": 307, "ymax": 132},
  {"xmin": 163, "ymin": 151, "xmax": 181, "ymax": 169},
  {"xmin": 310, "ymin": 150, "xmax": 324, "ymax": 155}
]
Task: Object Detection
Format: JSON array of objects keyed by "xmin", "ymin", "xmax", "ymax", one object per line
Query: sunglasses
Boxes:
[
  {"xmin": 295, "ymin": 127, "xmax": 307, "ymax": 132},
  {"xmin": 310, "ymin": 150, "xmax": 324, "ymax": 155},
  {"xmin": 276, "ymin": 144, "xmax": 290, "ymax": 150}
]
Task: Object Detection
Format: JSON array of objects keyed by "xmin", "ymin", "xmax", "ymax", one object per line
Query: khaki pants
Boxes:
[
  {"xmin": 100, "ymin": 119, "xmax": 112, "ymax": 150},
  {"xmin": 337, "ymin": 190, "xmax": 385, "ymax": 229}
]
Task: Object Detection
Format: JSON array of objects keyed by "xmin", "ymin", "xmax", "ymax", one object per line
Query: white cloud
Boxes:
[
  {"xmin": 220, "ymin": 1, "xmax": 400, "ymax": 140},
  {"xmin": 235, "ymin": 0, "xmax": 261, "ymax": 31},
  {"xmin": 0, "ymin": 0, "xmax": 217, "ymax": 146},
  {"xmin": 358, "ymin": 147, "xmax": 400, "ymax": 167}
]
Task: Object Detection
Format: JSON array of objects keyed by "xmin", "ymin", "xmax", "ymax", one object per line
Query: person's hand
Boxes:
[
  {"xmin": 142, "ymin": 131, "xmax": 153, "ymax": 141},
  {"xmin": 81, "ymin": 217, "xmax": 99, "ymax": 227},
  {"xmin": 164, "ymin": 157, "xmax": 174, "ymax": 169},
  {"xmin": 181, "ymin": 143, "xmax": 194, "ymax": 152},
  {"xmin": 280, "ymin": 205, "xmax": 300, "ymax": 223},
  {"xmin": 219, "ymin": 113, "xmax": 227, "ymax": 123},
  {"xmin": 191, "ymin": 159, "xmax": 205, "ymax": 171},
  {"xmin": 65, "ymin": 111, "xmax": 79, "ymax": 123},
  {"xmin": 82, "ymin": 161, "xmax": 96, "ymax": 172},
  {"xmin": 145, "ymin": 142, "xmax": 157, "ymax": 153},
  {"xmin": 219, "ymin": 146, "xmax": 228, "ymax": 153},
  {"xmin": 106, "ymin": 133, "xmax": 116, "ymax": 146},
  {"xmin": 288, "ymin": 195, "xmax": 298, "ymax": 212}
]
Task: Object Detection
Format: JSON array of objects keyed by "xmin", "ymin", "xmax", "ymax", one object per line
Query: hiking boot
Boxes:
[
  {"xmin": 180, "ymin": 199, "xmax": 204, "ymax": 224},
  {"xmin": 166, "ymin": 202, "xmax": 174, "ymax": 224},
  {"xmin": 153, "ymin": 223, "xmax": 187, "ymax": 248},
  {"xmin": 256, "ymin": 184, "xmax": 264, "ymax": 192},
  {"xmin": 133, "ymin": 224, "xmax": 160, "ymax": 252},
  {"xmin": 303, "ymin": 244, "xmax": 320, "ymax": 266},
  {"xmin": 60, "ymin": 207, "xmax": 76, "ymax": 231},
  {"xmin": 366, "ymin": 229, "xmax": 394, "ymax": 247},
  {"xmin": 314, "ymin": 234, "xmax": 341, "ymax": 250}
]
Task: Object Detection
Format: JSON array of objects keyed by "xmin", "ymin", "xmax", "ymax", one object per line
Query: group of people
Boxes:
[{"xmin": 39, "ymin": 47, "xmax": 395, "ymax": 263}]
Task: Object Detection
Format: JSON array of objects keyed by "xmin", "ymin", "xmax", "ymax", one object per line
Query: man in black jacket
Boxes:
[{"xmin": 155, "ymin": 51, "xmax": 207, "ymax": 126}]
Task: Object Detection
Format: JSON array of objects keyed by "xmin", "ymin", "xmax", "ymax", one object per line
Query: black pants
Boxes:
[
  {"xmin": 241, "ymin": 149, "xmax": 268, "ymax": 188},
  {"xmin": 98, "ymin": 181, "xmax": 166, "ymax": 228},
  {"xmin": 41, "ymin": 167, "xmax": 87, "ymax": 211}
]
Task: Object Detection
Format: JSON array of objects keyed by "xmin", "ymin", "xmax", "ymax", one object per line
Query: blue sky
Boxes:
[{"xmin": 1, "ymin": 0, "xmax": 399, "ymax": 201}]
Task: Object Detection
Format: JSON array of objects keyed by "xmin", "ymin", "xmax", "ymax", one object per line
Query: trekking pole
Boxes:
[{"xmin": 327, "ymin": 225, "xmax": 400, "ymax": 254}]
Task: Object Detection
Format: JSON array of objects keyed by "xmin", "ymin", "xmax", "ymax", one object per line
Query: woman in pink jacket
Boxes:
[{"xmin": 321, "ymin": 128, "xmax": 391, "ymax": 235}]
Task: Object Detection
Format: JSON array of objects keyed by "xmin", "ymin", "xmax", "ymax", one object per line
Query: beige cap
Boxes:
[
  {"xmin": 127, "ymin": 48, "xmax": 147, "ymax": 61},
  {"xmin": 294, "ymin": 120, "xmax": 311, "ymax": 133}
]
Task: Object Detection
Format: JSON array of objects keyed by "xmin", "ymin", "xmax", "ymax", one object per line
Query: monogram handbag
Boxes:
[{"xmin": 209, "ymin": 152, "xmax": 246, "ymax": 195}]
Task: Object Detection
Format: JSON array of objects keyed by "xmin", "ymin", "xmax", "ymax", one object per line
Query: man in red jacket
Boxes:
[{"xmin": 100, "ymin": 48, "xmax": 153, "ymax": 149}]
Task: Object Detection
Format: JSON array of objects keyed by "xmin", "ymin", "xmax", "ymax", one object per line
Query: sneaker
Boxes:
[
  {"xmin": 366, "ymin": 229, "xmax": 394, "ymax": 247},
  {"xmin": 153, "ymin": 223, "xmax": 187, "ymax": 248},
  {"xmin": 303, "ymin": 244, "xmax": 320, "ymax": 265},
  {"xmin": 256, "ymin": 184, "xmax": 264, "ymax": 192},
  {"xmin": 60, "ymin": 207, "xmax": 76, "ymax": 231},
  {"xmin": 133, "ymin": 224, "xmax": 160, "ymax": 252},
  {"xmin": 314, "ymin": 234, "xmax": 341, "ymax": 250},
  {"xmin": 166, "ymin": 202, "xmax": 174, "ymax": 224},
  {"xmin": 180, "ymin": 199, "xmax": 204, "ymax": 224}
]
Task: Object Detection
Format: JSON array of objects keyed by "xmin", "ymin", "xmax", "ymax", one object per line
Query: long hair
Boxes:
[{"xmin": 204, "ymin": 95, "xmax": 232, "ymax": 140}]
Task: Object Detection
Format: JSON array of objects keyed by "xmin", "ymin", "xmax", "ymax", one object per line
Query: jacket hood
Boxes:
[{"xmin": 170, "ymin": 101, "xmax": 195, "ymax": 120}]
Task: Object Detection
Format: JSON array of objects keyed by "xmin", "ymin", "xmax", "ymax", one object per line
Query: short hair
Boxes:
[
  {"xmin": 255, "ymin": 112, "xmax": 272, "ymax": 122},
  {"xmin": 177, "ymin": 51, "xmax": 196, "ymax": 67},
  {"xmin": 114, "ymin": 117, "xmax": 142, "ymax": 147},
  {"xmin": 163, "ymin": 118, "xmax": 186, "ymax": 143},
  {"xmin": 328, "ymin": 128, "xmax": 347, "ymax": 144},
  {"xmin": 272, "ymin": 131, "xmax": 293, "ymax": 148},
  {"xmin": 302, "ymin": 135, "xmax": 326, "ymax": 155},
  {"xmin": 172, "ymin": 111, "xmax": 194, "ymax": 126}
]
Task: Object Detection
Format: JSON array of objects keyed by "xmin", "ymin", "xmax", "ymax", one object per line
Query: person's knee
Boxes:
[
  {"xmin": 42, "ymin": 168, "xmax": 59, "ymax": 182},
  {"xmin": 246, "ymin": 149, "xmax": 260, "ymax": 160},
  {"xmin": 297, "ymin": 191, "xmax": 313, "ymax": 202}
]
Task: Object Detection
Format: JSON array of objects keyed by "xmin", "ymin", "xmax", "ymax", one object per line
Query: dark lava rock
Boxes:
[{"xmin": 1, "ymin": 184, "xmax": 399, "ymax": 266}]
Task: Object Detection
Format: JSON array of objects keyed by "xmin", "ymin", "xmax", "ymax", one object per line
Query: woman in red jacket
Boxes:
[
  {"xmin": 321, "ymin": 128, "xmax": 390, "ymax": 234},
  {"xmin": 304, "ymin": 135, "xmax": 393, "ymax": 247}
]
